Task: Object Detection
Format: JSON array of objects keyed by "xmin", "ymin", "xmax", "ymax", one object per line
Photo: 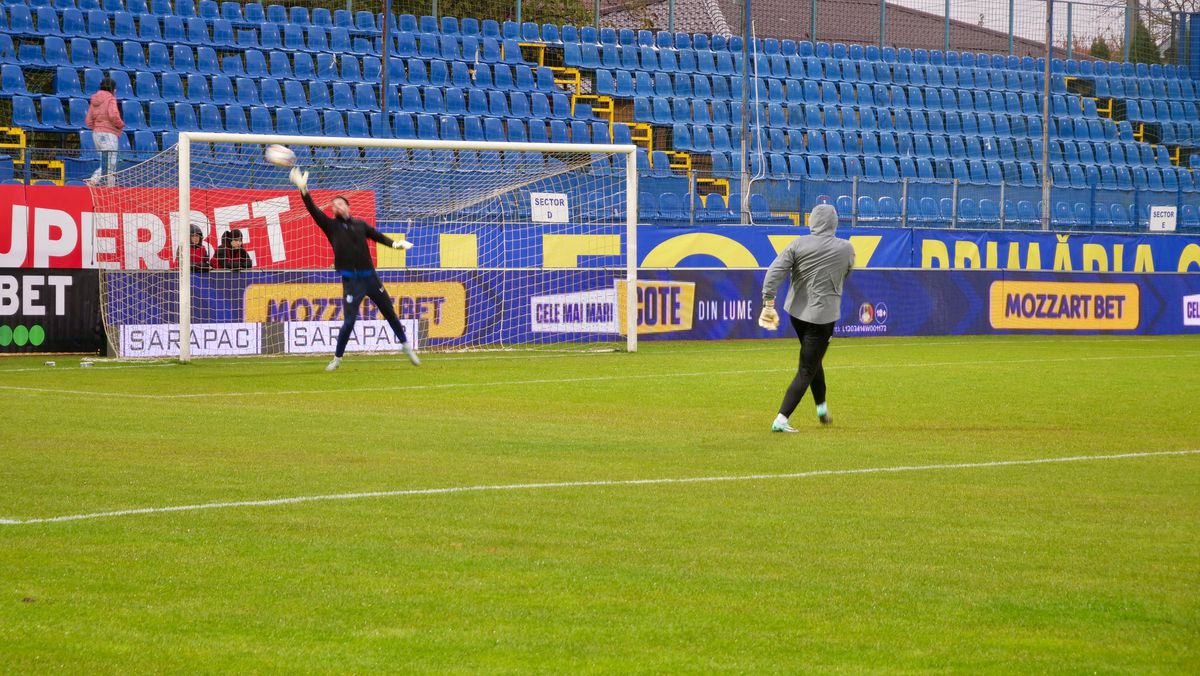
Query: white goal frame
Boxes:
[{"xmin": 175, "ymin": 132, "xmax": 639, "ymax": 362}]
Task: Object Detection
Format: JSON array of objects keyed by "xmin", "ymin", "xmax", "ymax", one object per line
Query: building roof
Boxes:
[{"xmin": 600, "ymin": 0, "xmax": 1050, "ymax": 58}]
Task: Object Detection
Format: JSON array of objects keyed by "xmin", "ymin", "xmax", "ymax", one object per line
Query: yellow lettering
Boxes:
[
  {"xmin": 767, "ymin": 235, "xmax": 798, "ymax": 254},
  {"xmin": 439, "ymin": 234, "xmax": 478, "ymax": 268},
  {"xmin": 848, "ymin": 235, "xmax": 883, "ymax": 268},
  {"xmin": 1005, "ymin": 242, "xmax": 1024, "ymax": 270},
  {"xmin": 1081, "ymin": 243, "xmax": 1108, "ymax": 272},
  {"xmin": 1025, "ymin": 242, "xmax": 1043, "ymax": 270},
  {"xmin": 376, "ymin": 233, "xmax": 408, "ymax": 268},
  {"xmin": 641, "ymin": 233, "xmax": 759, "ymax": 268},
  {"xmin": 1112, "ymin": 244, "xmax": 1124, "ymax": 272},
  {"xmin": 1133, "ymin": 244, "xmax": 1156, "ymax": 272},
  {"xmin": 985, "ymin": 241, "xmax": 999, "ymax": 269},
  {"xmin": 1052, "ymin": 234, "xmax": 1073, "ymax": 271},
  {"xmin": 921, "ymin": 239, "xmax": 950, "ymax": 268},
  {"xmin": 1177, "ymin": 243, "xmax": 1200, "ymax": 272},
  {"xmin": 543, "ymin": 234, "xmax": 622, "ymax": 268},
  {"xmin": 954, "ymin": 241, "xmax": 982, "ymax": 269}
]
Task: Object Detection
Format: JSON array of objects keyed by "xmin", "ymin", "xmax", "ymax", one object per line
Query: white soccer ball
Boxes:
[{"xmin": 264, "ymin": 144, "xmax": 295, "ymax": 168}]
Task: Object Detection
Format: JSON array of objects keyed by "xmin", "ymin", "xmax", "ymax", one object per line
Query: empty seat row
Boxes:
[
  {"xmin": 4, "ymin": 39, "xmax": 558, "ymax": 91},
  {"xmin": 700, "ymin": 150, "xmax": 1191, "ymax": 192},
  {"xmin": 849, "ymin": 196, "xmax": 1193, "ymax": 229},
  {"xmin": 2, "ymin": 0, "xmax": 381, "ymax": 32},
  {"xmin": 3, "ymin": 10, "xmax": 379, "ymax": 52},
  {"xmin": 1095, "ymin": 75, "xmax": 1200, "ymax": 101},
  {"xmin": 639, "ymin": 192, "xmax": 785, "ymax": 224},
  {"xmin": 51, "ymin": 101, "xmax": 629, "ymax": 145}
]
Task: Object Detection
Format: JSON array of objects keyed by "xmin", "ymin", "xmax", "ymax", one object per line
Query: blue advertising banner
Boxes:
[
  {"xmin": 910, "ymin": 229, "xmax": 1200, "ymax": 273},
  {"xmin": 631, "ymin": 270, "xmax": 1200, "ymax": 340},
  {"xmin": 372, "ymin": 222, "xmax": 1200, "ymax": 272}
]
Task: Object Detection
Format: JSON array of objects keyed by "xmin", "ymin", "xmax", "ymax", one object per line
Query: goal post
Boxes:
[{"xmin": 92, "ymin": 132, "xmax": 639, "ymax": 360}]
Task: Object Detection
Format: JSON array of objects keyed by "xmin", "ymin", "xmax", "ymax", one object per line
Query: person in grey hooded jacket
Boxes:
[{"xmin": 760, "ymin": 204, "xmax": 855, "ymax": 433}]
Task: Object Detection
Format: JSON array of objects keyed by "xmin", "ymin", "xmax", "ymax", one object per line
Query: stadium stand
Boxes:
[{"xmin": 0, "ymin": 4, "xmax": 1194, "ymax": 227}]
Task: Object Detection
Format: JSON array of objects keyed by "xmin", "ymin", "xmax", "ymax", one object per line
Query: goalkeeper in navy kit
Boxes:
[
  {"xmin": 759, "ymin": 204, "xmax": 855, "ymax": 433},
  {"xmin": 289, "ymin": 166, "xmax": 421, "ymax": 371}
]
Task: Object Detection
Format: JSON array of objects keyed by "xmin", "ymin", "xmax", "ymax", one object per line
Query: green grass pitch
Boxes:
[{"xmin": 1, "ymin": 335, "xmax": 1199, "ymax": 672}]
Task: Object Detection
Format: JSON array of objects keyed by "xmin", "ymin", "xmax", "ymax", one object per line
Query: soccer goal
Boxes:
[{"xmin": 89, "ymin": 133, "xmax": 638, "ymax": 360}]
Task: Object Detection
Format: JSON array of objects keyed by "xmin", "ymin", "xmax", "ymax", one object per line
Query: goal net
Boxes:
[{"xmin": 88, "ymin": 133, "xmax": 637, "ymax": 360}]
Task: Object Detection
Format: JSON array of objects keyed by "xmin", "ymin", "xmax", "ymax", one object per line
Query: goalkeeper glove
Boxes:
[
  {"xmin": 289, "ymin": 167, "xmax": 309, "ymax": 194},
  {"xmin": 391, "ymin": 239, "xmax": 414, "ymax": 250},
  {"xmin": 758, "ymin": 306, "xmax": 780, "ymax": 330}
]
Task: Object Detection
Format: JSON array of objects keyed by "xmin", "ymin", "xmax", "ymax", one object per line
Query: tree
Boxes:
[
  {"xmin": 436, "ymin": 0, "xmax": 590, "ymax": 26},
  {"xmin": 1130, "ymin": 17, "xmax": 1163, "ymax": 63},
  {"xmin": 1089, "ymin": 35, "xmax": 1112, "ymax": 60}
]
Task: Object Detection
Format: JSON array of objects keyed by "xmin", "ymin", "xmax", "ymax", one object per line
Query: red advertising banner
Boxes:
[{"xmin": 0, "ymin": 185, "xmax": 377, "ymax": 270}]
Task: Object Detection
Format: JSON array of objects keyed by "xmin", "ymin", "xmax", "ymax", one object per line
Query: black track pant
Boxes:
[
  {"xmin": 336, "ymin": 271, "xmax": 407, "ymax": 358},
  {"xmin": 778, "ymin": 316, "xmax": 836, "ymax": 418}
]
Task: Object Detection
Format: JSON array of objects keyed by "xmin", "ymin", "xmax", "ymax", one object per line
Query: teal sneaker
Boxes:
[
  {"xmin": 771, "ymin": 420, "xmax": 798, "ymax": 433},
  {"xmin": 817, "ymin": 403, "xmax": 832, "ymax": 426}
]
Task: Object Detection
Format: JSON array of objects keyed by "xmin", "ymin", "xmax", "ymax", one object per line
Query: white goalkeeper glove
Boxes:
[
  {"xmin": 391, "ymin": 239, "xmax": 413, "ymax": 250},
  {"xmin": 289, "ymin": 166, "xmax": 309, "ymax": 194},
  {"xmin": 758, "ymin": 306, "xmax": 780, "ymax": 330}
]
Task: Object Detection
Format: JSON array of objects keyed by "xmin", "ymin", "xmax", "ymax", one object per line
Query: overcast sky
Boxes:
[{"xmin": 888, "ymin": 0, "xmax": 1129, "ymax": 43}]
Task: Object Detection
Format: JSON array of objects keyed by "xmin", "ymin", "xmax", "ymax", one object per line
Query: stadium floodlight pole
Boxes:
[
  {"xmin": 178, "ymin": 133, "xmax": 191, "ymax": 362},
  {"xmin": 1041, "ymin": 0, "xmax": 1053, "ymax": 231},
  {"xmin": 739, "ymin": 0, "xmax": 751, "ymax": 223},
  {"xmin": 879, "ymin": 1, "xmax": 886, "ymax": 51},
  {"xmin": 1008, "ymin": 0, "xmax": 1015, "ymax": 55},
  {"xmin": 1124, "ymin": 0, "xmax": 1133, "ymax": 62},
  {"xmin": 944, "ymin": 0, "xmax": 950, "ymax": 52},
  {"xmin": 1066, "ymin": 2, "xmax": 1072, "ymax": 57}
]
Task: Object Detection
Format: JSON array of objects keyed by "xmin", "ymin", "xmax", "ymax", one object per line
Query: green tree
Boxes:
[
  {"xmin": 1129, "ymin": 17, "xmax": 1162, "ymax": 64},
  {"xmin": 1089, "ymin": 35, "xmax": 1112, "ymax": 60},
  {"xmin": 436, "ymin": 0, "xmax": 590, "ymax": 26}
]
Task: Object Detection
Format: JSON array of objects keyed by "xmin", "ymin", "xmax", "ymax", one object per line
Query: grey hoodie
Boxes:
[{"xmin": 761, "ymin": 205, "xmax": 856, "ymax": 324}]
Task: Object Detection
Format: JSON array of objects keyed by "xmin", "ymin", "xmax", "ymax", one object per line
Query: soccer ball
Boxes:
[{"xmin": 264, "ymin": 144, "xmax": 295, "ymax": 168}]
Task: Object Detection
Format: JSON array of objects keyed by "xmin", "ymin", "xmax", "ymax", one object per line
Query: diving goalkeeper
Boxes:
[
  {"xmin": 290, "ymin": 167, "xmax": 420, "ymax": 372},
  {"xmin": 759, "ymin": 204, "xmax": 855, "ymax": 433}
]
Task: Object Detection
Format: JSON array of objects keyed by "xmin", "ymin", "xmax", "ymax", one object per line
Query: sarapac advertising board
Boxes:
[{"xmin": 0, "ymin": 269, "xmax": 101, "ymax": 352}]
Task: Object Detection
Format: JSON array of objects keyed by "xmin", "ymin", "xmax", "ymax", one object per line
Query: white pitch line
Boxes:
[
  {"xmin": 1, "ymin": 351, "xmax": 1197, "ymax": 401},
  {"xmin": 2, "ymin": 449, "xmax": 1197, "ymax": 526}
]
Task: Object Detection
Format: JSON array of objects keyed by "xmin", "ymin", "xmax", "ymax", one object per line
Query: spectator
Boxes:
[
  {"xmin": 84, "ymin": 77, "xmax": 123, "ymax": 186},
  {"xmin": 188, "ymin": 225, "xmax": 211, "ymax": 272},
  {"xmin": 211, "ymin": 229, "xmax": 253, "ymax": 270}
]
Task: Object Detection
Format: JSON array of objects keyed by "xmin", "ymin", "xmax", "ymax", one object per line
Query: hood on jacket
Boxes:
[
  {"xmin": 190, "ymin": 225, "xmax": 204, "ymax": 244},
  {"xmin": 219, "ymin": 229, "xmax": 243, "ymax": 247},
  {"xmin": 809, "ymin": 204, "xmax": 838, "ymax": 236},
  {"xmin": 89, "ymin": 89, "xmax": 115, "ymax": 111}
]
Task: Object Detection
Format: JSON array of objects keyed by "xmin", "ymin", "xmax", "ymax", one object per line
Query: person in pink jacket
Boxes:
[{"xmin": 84, "ymin": 77, "xmax": 124, "ymax": 186}]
